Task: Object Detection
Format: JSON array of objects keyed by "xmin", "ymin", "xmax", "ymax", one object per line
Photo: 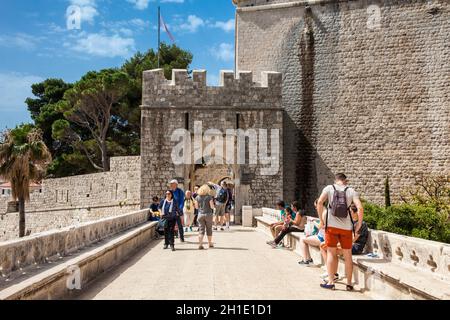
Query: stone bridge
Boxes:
[{"xmin": 0, "ymin": 208, "xmax": 448, "ymax": 300}]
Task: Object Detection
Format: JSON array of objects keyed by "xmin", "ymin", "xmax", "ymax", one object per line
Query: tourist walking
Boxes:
[
  {"xmin": 159, "ymin": 190, "xmax": 181, "ymax": 251},
  {"xmin": 213, "ymin": 181, "xmax": 229, "ymax": 231},
  {"xmin": 224, "ymin": 182, "xmax": 233, "ymax": 230},
  {"xmin": 192, "ymin": 185, "xmax": 200, "ymax": 229},
  {"xmin": 169, "ymin": 179, "xmax": 185, "ymax": 242},
  {"xmin": 183, "ymin": 190, "xmax": 195, "ymax": 232},
  {"xmin": 316, "ymin": 173, "xmax": 364, "ymax": 291},
  {"xmin": 195, "ymin": 184, "xmax": 216, "ymax": 249}
]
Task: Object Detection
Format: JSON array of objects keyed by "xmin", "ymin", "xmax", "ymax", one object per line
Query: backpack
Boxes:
[
  {"xmin": 325, "ymin": 185, "xmax": 355, "ymax": 233},
  {"xmin": 216, "ymin": 188, "xmax": 228, "ymax": 203},
  {"xmin": 329, "ymin": 185, "xmax": 350, "ymax": 218}
]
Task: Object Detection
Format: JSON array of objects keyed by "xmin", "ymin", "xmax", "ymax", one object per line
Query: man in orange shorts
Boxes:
[{"xmin": 316, "ymin": 173, "xmax": 363, "ymax": 291}]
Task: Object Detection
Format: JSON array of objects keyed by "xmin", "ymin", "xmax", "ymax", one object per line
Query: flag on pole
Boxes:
[{"xmin": 160, "ymin": 13, "xmax": 175, "ymax": 43}]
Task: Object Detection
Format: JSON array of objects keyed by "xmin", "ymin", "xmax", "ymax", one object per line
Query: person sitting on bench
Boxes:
[{"xmin": 268, "ymin": 203, "xmax": 307, "ymax": 248}]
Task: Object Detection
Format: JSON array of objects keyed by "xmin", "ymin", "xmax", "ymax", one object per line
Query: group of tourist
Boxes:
[
  {"xmin": 266, "ymin": 173, "xmax": 368, "ymax": 291},
  {"xmin": 149, "ymin": 179, "xmax": 234, "ymax": 251}
]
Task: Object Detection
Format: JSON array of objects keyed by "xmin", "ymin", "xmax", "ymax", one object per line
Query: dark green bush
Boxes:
[{"xmin": 363, "ymin": 202, "xmax": 450, "ymax": 244}]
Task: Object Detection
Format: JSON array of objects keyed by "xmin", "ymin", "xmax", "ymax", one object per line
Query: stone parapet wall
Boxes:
[
  {"xmin": 236, "ymin": 0, "xmax": 450, "ymax": 209},
  {"xmin": 0, "ymin": 208, "xmax": 149, "ymax": 277},
  {"xmin": 0, "ymin": 156, "xmax": 141, "ymax": 241}
]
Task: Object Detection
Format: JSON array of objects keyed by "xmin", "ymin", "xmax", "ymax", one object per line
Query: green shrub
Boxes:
[{"xmin": 363, "ymin": 202, "xmax": 450, "ymax": 244}]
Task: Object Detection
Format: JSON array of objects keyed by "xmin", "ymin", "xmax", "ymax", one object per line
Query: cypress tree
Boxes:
[{"xmin": 385, "ymin": 176, "xmax": 392, "ymax": 208}]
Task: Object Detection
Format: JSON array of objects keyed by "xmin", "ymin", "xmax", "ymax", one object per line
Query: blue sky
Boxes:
[{"xmin": 0, "ymin": 0, "xmax": 236, "ymax": 129}]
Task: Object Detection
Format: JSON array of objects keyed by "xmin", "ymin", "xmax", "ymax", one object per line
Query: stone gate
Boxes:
[{"xmin": 140, "ymin": 69, "xmax": 284, "ymax": 220}]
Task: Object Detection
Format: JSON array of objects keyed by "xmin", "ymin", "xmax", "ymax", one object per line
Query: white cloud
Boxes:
[
  {"xmin": 100, "ymin": 18, "xmax": 150, "ymax": 36},
  {"xmin": 127, "ymin": 0, "xmax": 150, "ymax": 10},
  {"xmin": 69, "ymin": 33, "xmax": 135, "ymax": 58},
  {"xmin": 127, "ymin": 0, "xmax": 184, "ymax": 10},
  {"xmin": 174, "ymin": 15, "xmax": 204, "ymax": 33},
  {"xmin": 210, "ymin": 43, "xmax": 234, "ymax": 62},
  {"xmin": 67, "ymin": 0, "xmax": 98, "ymax": 24},
  {"xmin": 212, "ymin": 19, "xmax": 235, "ymax": 33},
  {"xmin": 0, "ymin": 33, "xmax": 42, "ymax": 51},
  {"xmin": 0, "ymin": 73, "xmax": 43, "ymax": 112}
]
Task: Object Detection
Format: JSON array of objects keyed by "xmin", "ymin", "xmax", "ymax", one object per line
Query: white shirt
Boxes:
[{"xmin": 322, "ymin": 184, "xmax": 359, "ymax": 231}]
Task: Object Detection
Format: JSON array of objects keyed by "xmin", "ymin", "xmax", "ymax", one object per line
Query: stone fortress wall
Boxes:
[
  {"xmin": 235, "ymin": 0, "xmax": 450, "ymax": 209},
  {"xmin": 0, "ymin": 156, "xmax": 141, "ymax": 242},
  {"xmin": 140, "ymin": 69, "xmax": 284, "ymax": 216}
]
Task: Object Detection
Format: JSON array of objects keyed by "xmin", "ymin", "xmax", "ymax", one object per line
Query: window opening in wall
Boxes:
[{"xmin": 185, "ymin": 113, "xmax": 190, "ymax": 131}]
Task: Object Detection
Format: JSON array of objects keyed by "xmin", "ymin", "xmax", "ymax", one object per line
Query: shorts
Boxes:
[
  {"xmin": 352, "ymin": 243, "xmax": 364, "ymax": 255},
  {"xmin": 325, "ymin": 227, "xmax": 353, "ymax": 250},
  {"xmin": 215, "ymin": 203, "xmax": 226, "ymax": 216},
  {"xmin": 198, "ymin": 214, "xmax": 213, "ymax": 236}
]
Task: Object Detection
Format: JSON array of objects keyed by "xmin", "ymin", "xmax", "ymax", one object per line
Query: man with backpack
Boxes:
[
  {"xmin": 316, "ymin": 173, "xmax": 364, "ymax": 291},
  {"xmin": 214, "ymin": 181, "xmax": 229, "ymax": 231}
]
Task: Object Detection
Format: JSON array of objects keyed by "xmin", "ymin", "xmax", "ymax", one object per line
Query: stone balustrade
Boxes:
[
  {"xmin": 262, "ymin": 207, "xmax": 282, "ymax": 221},
  {"xmin": 250, "ymin": 207, "xmax": 450, "ymax": 299},
  {"xmin": 367, "ymin": 229, "xmax": 449, "ymax": 283},
  {"xmin": 0, "ymin": 209, "xmax": 150, "ymax": 277}
]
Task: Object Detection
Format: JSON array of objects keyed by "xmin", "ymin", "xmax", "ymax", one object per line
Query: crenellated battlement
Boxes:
[{"xmin": 141, "ymin": 69, "xmax": 282, "ymax": 109}]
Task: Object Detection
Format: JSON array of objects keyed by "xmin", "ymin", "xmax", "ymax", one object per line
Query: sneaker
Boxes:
[
  {"xmin": 322, "ymin": 273, "xmax": 340, "ymax": 282},
  {"xmin": 190, "ymin": 226, "xmax": 193, "ymax": 232},
  {"xmin": 171, "ymin": 246, "xmax": 176, "ymax": 252},
  {"xmin": 267, "ymin": 240, "xmax": 276, "ymax": 246},
  {"xmin": 213, "ymin": 227, "xmax": 218, "ymax": 231},
  {"xmin": 184, "ymin": 227, "xmax": 189, "ymax": 232},
  {"xmin": 220, "ymin": 227, "xmax": 224, "ymax": 231},
  {"xmin": 298, "ymin": 259, "xmax": 312, "ymax": 266},
  {"xmin": 163, "ymin": 244, "xmax": 169, "ymax": 250}
]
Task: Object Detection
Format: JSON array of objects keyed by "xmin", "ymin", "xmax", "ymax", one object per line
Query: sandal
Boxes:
[{"xmin": 320, "ymin": 283, "xmax": 335, "ymax": 290}]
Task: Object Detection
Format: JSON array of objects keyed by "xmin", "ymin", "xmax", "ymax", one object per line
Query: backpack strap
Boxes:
[{"xmin": 349, "ymin": 208, "xmax": 356, "ymax": 236}]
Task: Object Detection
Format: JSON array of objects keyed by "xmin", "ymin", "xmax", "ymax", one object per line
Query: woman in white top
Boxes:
[{"xmin": 183, "ymin": 190, "xmax": 196, "ymax": 232}]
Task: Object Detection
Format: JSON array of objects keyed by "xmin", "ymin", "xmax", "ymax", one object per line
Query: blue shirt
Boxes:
[{"xmin": 171, "ymin": 188, "xmax": 185, "ymax": 213}]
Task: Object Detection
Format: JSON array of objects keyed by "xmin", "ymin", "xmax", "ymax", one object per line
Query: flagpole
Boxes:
[{"xmin": 157, "ymin": 5, "xmax": 161, "ymax": 68}]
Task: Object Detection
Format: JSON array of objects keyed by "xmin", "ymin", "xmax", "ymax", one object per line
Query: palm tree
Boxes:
[{"xmin": 0, "ymin": 125, "xmax": 51, "ymax": 237}]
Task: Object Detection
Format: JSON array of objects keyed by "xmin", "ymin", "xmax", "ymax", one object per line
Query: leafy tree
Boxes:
[
  {"xmin": 25, "ymin": 43, "xmax": 193, "ymax": 176},
  {"xmin": 117, "ymin": 43, "xmax": 193, "ymax": 155},
  {"xmin": 0, "ymin": 125, "xmax": 51, "ymax": 237},
  {"xmin": 56, "ymin": 69, "xmax": 131, "ymax": 171}
]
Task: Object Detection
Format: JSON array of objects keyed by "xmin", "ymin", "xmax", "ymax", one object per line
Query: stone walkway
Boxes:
[{"xmin": 77, "ymin": 227, "xmax": 369, "ymax": 300}]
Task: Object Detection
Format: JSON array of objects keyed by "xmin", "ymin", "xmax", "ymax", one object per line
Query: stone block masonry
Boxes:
[
  {"xmin": 235, "ymin": 0, "xmax": 450, "ymax": 209},
  {"xmin": 0, "ymin": 156, "xmax": 141, "ymax": 242},
  {"xmin": 140, "ymin": 69, "xmax": 284, "ymax": 217}
]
